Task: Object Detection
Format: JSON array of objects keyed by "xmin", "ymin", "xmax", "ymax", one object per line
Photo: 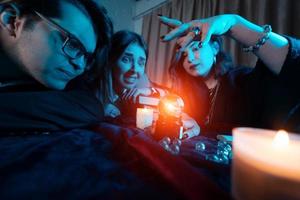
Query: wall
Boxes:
[
  {"xmin": 99, "ymin": 0, "xmax": 168, "ymax": 34},
  {"xmin": 100, "ymin": 0, "xmax": 135, "ymax": 32}
]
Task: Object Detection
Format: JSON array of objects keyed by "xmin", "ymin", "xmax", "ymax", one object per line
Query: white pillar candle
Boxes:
[
  {"xmin": 232, "ymin": 127, "xmax": 300, "ymax": 200},
  {"xmin": 136, "ymin": 108, "xmax": 154, "ymax": 130}
]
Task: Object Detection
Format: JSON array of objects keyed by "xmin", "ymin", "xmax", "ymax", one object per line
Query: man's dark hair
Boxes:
[{"xmin": 0, "ymin": 0, "xmax": 113, "ymax": 84}]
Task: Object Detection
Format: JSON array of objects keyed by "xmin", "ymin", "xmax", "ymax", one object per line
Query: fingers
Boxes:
[
  {"xmin": 110, "ymin": 109, "xmax": 121, "ymax": 118},
  {"xmin": 132, "ymin": 90, "xmax": 140, "ymax": 104},
  {"xmin": 181, "ymin": 114, "xmax": 201, "ymax": 140},
  {"xmin": 121, "ymin": 88, "xmax": 137, "ymax": 101},
  {"xmin": 200, "ymin": 23, "xmax": 213, "ymax": 46},
  {"xmin": 121, "ymin": 88, "xmax": 153, "ymax": 104},
  {"xmin": 162, "ymin": 23, "xmax": 202, "ymax": 52},
  {"xmin": 161, "ymin": 23, "xmax": 190, "ymax": 41},
  {"xmin": 160, "ymin": 17, "xmax": 215, "ymax": 52},
  {"xmin": 121, "ymin": 88, "xmax": 140, "ymax": 104},
  {"xmin": 176, "ymin": 31, "xmax": 195, "ymax": 52},
  {"xmin": 182, "ymin": 125, "xmax": 200, "ymax": 140},
  {"xmin": 104, "ymin": 104, "xmax": 121, "ymax": 118},
  {"xmin": 175, "ymin": 24, "xmax": 213, "ymax": 52},
  {"xmin": 158, "ymin": 15, "xmax": 182, "ymax": 28},
  {"xmin": 158, "ymin": 15, "xmax": 185, "ymax": 42}
]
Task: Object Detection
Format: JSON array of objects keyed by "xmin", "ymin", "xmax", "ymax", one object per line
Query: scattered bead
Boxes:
[
  {"xmin": 195, "ymin": 141, "xmax": 206, "ymax": 152},
  {"xmin": 172, "ymin": 138, "xmax": 182, "ymax": 146}
]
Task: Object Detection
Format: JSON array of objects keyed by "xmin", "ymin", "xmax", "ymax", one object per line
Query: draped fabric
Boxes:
[
  {"xmin": 0, "ymin": 124, "xmax": 231, "ymax": 199},
  {"xmin": 142, "ymin": 0, "xmax": 300, "ymax": 87}
]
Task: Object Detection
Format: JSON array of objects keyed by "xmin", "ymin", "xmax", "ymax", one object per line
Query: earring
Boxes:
[{"xmin": 213, "ymin": 56, "xmax": 216, "ymax": 64}]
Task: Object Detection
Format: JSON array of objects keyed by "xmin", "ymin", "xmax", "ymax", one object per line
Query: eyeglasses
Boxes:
[{"xmin": 33, "ymin": 11, "xmax": 95, "ymax": 70}]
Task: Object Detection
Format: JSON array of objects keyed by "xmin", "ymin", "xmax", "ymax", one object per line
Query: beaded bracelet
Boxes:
[{"xmin": 242, "ymin": 24, "xmax": 272, "ymax": 52}]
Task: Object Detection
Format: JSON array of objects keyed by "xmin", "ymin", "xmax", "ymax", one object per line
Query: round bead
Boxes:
[
  {"xmin": 206, "ymin": 154, "xmax": 220, "ymax": 162},
  {"xmin": 172, "ymin": 145, "xmax": 180, "ymax": 155},
  {"xmin": 217, "ymin": 141, "xmax": 227, "ymax": 147},
  {"xmin": 195, "ymin": 141, "xmax": 206, "ymax": 152},
  {"xmin": 172, "ymin": 138, "xmax": 182, "ymax": 146},
  {"xmin": 217, "ymin": 149, "xmax": 229, "ymax": 156},
  {"xmin": 163, "ymin": 137, "xmax": 171, "ymax": 144},
  {"xmin": 224, "ymin": 144, "xmax": 232, "ymax": 152}
]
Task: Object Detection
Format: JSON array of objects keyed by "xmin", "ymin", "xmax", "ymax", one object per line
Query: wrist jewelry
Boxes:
[{"xmin": 242, "ymin": 24, "xmax": 272, "ymax": 52}]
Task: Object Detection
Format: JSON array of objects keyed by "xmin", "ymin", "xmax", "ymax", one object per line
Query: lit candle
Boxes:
[
  {"xmin": 136, "ymin": 108, "xmax": 154, "ymax": 130},
  {"xmin": 232, "ymin": 128, "xmax": 300, "ymax": 200}
]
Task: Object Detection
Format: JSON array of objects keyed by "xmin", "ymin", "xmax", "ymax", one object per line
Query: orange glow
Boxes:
[
  {"xmin": 159, "ymin": 94, "xmax": 184, "ymax": 117},
  {"xmin": 165, "ymin": 102, "xmax": 176, "ymax": 112}
]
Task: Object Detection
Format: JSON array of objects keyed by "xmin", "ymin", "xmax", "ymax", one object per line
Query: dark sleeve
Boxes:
[
  {"xmin": 0, "ymin": 89, "xmax": 104, "ymax": 132},
  {"xmin": 278, "ymin": 36, "xmax": 300, "ymax": 90}
]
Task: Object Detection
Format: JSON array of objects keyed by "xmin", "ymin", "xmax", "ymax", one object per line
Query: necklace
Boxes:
[{"xmin": 205, "ymin": 81, "xmax": 220, "ymax": 126}]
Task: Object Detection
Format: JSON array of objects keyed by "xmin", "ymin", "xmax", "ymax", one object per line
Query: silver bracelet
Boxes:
[{"xmin": 242, "ymin": 24, "xmax": 272, "ymax": 52}]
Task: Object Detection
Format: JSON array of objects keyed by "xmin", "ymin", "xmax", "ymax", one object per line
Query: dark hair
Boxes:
[
  {"xmin": 168, "ymin": 36, "xmax": 233, "ymax": 124},
  {"xmin": 169, "ymin": 36, "xmax": 233, "ymax": 93},
  {"xmin": 97, "ymin": 30, "xmax": 148, "ymax": 106},
  {"xmin": 108, "ymin": 30, "xmax": 148, "ymax": 66},
  {"xmin": 0, "ymin": 0, "xmax": 113, "ymax": 83}
]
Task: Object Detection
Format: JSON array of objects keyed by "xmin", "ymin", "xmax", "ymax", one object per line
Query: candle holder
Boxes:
[{"xmin": 154, "ymin": 94, "xmax": 184, "ymax": 141}]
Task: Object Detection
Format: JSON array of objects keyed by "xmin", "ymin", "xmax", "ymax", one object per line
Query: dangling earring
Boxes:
[{"xmin": 213, "ymin": 56, "xmax": 218, "ymax": 79}]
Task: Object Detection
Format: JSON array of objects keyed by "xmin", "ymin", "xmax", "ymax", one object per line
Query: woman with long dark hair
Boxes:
[
  {"xmin": 97, "ymin": 30, "xmax": 200, "ymax": 139},
  {"xmin": 162, "ymin": 14, "xmax": 300, "ymax": 133},
  {"xmin": 97, "ymin": 30, "xmax": 155, "ymax": 117},
  {"xmin": 169, "ymin": 36, "xmax": 234, "ymax": 129}
]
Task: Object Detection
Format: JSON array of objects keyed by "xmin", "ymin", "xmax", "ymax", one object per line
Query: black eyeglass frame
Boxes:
[{"xmin": 33, "ymin": 10, "xmax": 96, "ymax": 70}]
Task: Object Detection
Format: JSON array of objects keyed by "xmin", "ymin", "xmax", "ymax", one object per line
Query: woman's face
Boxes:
[
  {"xmin": 182, "ymin": 41, "xmax": 218, "ymax": 77},
  {"xmin": 113, "ymin": 42, "xmax": 146, "ymax": 90}
]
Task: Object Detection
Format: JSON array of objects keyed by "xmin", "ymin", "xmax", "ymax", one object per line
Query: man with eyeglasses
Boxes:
[
  {"xmin": 0, "ymin": 0, "xmax": 112, "ymax": 131},
  {"xmin": 0, "ymin": 1, "xmax": 123, "ymax": 198}
]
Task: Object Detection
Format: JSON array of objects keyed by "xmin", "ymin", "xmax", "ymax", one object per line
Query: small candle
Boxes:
[
  {"xmin": 136, "ymin": 108, "xmax": 154, "ymax": 130},
  {"xmin": 232, "ymin": 128, "xmax": 300, "ymax": 200}
]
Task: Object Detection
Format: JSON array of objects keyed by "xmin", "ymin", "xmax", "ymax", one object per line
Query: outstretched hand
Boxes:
[{"xmin": 159, "ymin": 14, "xmax": 236, "ymax": 51}]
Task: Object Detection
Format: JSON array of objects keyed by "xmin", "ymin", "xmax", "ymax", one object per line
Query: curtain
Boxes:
[{"xmin": 142, "ymin": 0, "xmax": 300, "ymax": 87}]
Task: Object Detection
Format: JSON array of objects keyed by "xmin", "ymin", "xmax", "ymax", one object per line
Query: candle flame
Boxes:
[{"xmin": 272, "ymin": 130, "xmax": 289, "ymax": 148}]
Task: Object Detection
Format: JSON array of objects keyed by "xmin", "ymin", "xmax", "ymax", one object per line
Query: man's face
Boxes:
[{"xmin": 17, "ymin": 1, "xmax": 97, "ymax": 90}]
